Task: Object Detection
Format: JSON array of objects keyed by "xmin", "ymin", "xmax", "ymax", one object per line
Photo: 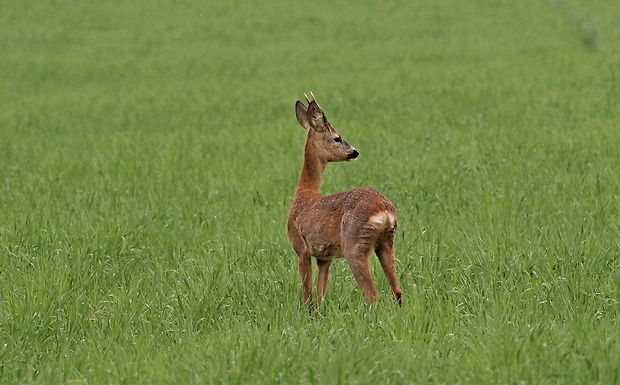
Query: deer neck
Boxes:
[{"xmin": 295, "ymin": 138, "xmax": 327, "ymax": 196}]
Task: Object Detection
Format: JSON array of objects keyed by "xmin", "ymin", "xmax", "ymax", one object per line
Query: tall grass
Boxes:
[{"xmin": 1, "ymin": 0, "xmax": 619, "ymax": 383}]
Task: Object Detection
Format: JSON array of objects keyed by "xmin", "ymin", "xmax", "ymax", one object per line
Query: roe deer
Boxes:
[{"xmin": 287, "ymin": 93, "xmax": 403, "ymax": 308}]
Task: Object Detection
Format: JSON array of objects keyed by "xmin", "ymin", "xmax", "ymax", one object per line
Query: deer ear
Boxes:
[
  {"xmin": 295, "ymin": 101, "xmax": 310, "ymax": 130},
  {"xmin": 307, "ymin": 101, "xmax": 326, "ymax": 131}
]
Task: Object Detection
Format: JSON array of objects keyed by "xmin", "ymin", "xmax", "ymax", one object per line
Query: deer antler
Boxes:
[
  {"xmin": 303, "ymin": 92, "xmax": 322, "ymax": 110},
  {"xmin": 309, "ymin": 92, "xmax": 321, "ymax": 109}
]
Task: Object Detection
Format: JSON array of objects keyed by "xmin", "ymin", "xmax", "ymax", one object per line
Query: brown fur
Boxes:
[{"xmin": 287, "ymin": 94, "xmax": 403, "ymax": 308}]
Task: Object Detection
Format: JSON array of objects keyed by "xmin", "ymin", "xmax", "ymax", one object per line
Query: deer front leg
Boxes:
[
  {"xmin": 316, "ymin": 259, "xmax": 332, "ymax": 306},
  {"xmin": 298, "ymin": 254, "xmax": 313, "ymax": 306}
]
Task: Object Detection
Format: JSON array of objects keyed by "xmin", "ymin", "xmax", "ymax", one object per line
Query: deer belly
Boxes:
[{"xmin": 310, "ymin": 243, "xmax": 343, "ymax": 259}]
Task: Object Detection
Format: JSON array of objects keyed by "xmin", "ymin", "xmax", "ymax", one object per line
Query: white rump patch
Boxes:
[{"xmin": 368, "ymin": 211, "xmax": 396, "ymax": 230}]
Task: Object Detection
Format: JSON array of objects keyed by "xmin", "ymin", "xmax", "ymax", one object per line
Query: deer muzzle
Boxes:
[{"xmin": 347, "ymin": 149, "xmax": 359, "ymax": 161}]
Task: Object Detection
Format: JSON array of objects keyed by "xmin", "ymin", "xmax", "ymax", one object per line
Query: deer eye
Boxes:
[{"xmin": 334, "ymin": 137, "xmax": 342, "ymax": 143}]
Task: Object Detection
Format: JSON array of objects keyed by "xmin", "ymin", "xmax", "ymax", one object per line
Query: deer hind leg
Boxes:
[
  {"xmin": 316, "ymin": 259, "xmax": 332, "ymax": 306},
  {"xmin": 344, "ymin": 243, "xmax": 379, "ymax": 305},
  {"xmin": 375, "ymin": 234, "xmax": 403, "ymax": 306}
]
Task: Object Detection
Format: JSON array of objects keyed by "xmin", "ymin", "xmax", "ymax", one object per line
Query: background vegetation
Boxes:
[{"xmin": 1, "ymin": 0, "xmax": 619, "ymax": 383}]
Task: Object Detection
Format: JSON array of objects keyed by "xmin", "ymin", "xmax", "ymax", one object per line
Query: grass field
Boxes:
[{"xmin": 1, "ymin": 0, "xmax": 619, "ymax": 383}]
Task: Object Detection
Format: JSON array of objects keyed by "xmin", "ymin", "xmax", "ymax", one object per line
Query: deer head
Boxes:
[{"xmin": 295, "ymin": 93, "xmax": 359, "ymax": 163}]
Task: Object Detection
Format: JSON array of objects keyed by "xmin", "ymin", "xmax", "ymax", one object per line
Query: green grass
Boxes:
[{"xmin": 1, "ymin": 0, "xmax": 619, "ymax": 383}]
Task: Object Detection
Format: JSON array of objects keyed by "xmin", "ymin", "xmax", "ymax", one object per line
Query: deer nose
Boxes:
[{"xmin": 347, "ymin": 149, "xmax": 359, "ymax": 160}]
